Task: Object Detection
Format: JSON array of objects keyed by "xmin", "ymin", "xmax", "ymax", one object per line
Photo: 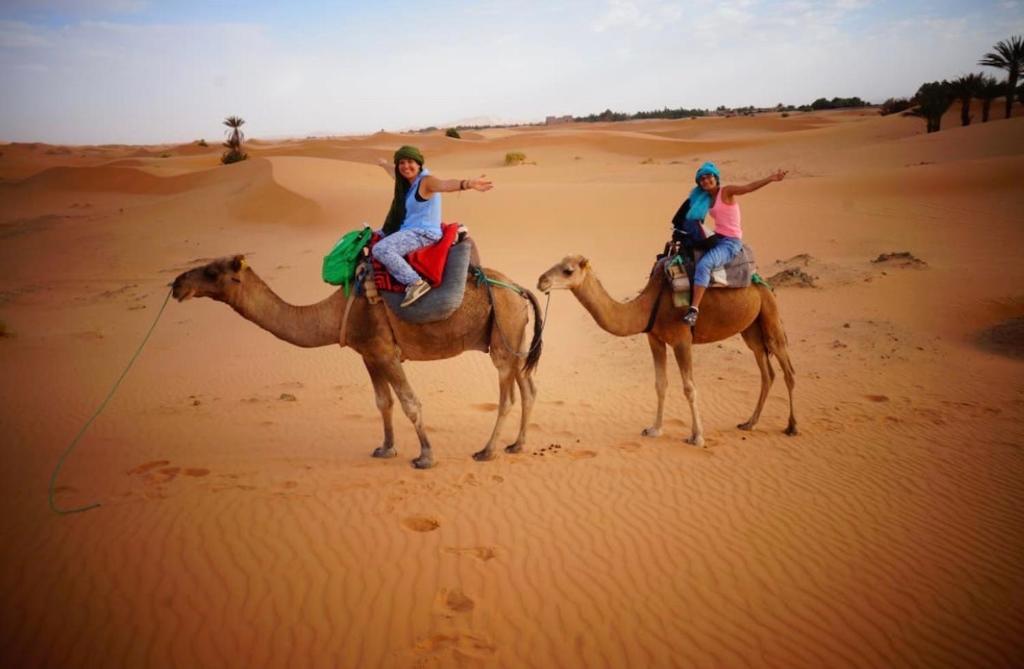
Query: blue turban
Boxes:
[{"xmin": 685, "ymin": 161, "xmax": 721, "ymax": 223}]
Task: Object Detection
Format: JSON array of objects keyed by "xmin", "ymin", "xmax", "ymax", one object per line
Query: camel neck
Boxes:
[
  {"xmin": 231, "ymin": 270, "xmax": 345, "ymax": 348},
  {"xmin": 572, "ymin": 268, "xmax": 662, "ymax": 337}
]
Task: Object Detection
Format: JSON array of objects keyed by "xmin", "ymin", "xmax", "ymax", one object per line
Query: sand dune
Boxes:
[{"xmin": 1, "ymin": 109, "xmax": 1022, "ymax": 668}]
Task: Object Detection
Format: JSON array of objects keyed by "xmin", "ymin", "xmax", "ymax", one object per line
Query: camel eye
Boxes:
[
  {"xmin": 562, "ymin": 267, "xmax": 574, "ymax": 276},
  {"xmin": 203, "ymin": 267, "xmax": 218, "ymax": 280}
]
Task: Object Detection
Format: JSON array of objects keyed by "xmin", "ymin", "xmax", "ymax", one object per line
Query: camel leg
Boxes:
[
  {"xmin": 642, "ymin": 334, "xmax": 668, "ymax": 437},
  {"xmin": 769, "ymin": 340, "xmax": 798, "ymax": 436},
  {"xmin": 672, "ymin": 343, "xmax": 705, "ymax": 447},
  {"xmin": 474, "ymin": 360, "xmax": 517, "ymax": 461},
  {"xmin": 364, "ymin": 359, "xmax": 397, "ymax": 458},
  {"xmin": 737, "ymin": 325, "xmax": 774, "ymax": 431},
  {"xmin": 757, "ymin": 288, "xmax": 798, "ymax": 435},
  {"xmin": 379, "ymin": 359, "xmax": 436, "ymax": 468},
  {"xmin": 504, "ymin": 368, "xmax": 536, "ymax": 454}
]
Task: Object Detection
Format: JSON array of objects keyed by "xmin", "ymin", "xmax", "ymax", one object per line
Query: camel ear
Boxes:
[
  {"xmin": 579, "ymin": 257, "xmax": 589, "ymax": 269},
  {"xmin": 231, "ymin": 255, "xmax": 246, "ymax": 272}
]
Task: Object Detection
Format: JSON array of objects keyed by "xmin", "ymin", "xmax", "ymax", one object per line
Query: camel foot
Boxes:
[
  {"xmin": 737, "ymin": 421, "xmax": 755, "ymax": 431},
  {"xmin": 504, "ymin": 443, "xmax": 523, "ymax": 454},
  {"xmin": 784, "ymin": 422, "xmax": 799, "ymax": 436},
  {"xmin": 411, "ymin": 454, "xmax": 435, "ymax": 469},
  {"xmin": 372, "ymin": 446, "xmax": 397, "ymax": 459},
  {"xmin": 473, "ymin": 448, "xmax": 497, "ymax": 462},
  {"xmin": 641, "ymin": 426, "xmax": 662, "ymax": 437},
  {"xmin": 685, "ymin": 434, "xmax": 706, "ymax": 448}
]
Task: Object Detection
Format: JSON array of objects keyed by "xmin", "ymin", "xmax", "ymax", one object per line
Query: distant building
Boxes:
[{"xmin": 545, "ymin": 115, "xmax": 573, "ymax": 125}]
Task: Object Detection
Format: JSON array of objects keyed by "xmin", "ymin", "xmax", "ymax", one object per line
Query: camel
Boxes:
[
  {"xmin": 172, "ymin": 253, "xmax": 542, "ymax": 468},
  {"xmin": 537, "ymin": 256, "xmax": 796, "ymax": 446}
]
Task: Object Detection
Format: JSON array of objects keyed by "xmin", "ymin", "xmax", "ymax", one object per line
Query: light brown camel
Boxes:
[
  {"xmin": 172, "ymin": 254, "xmax": 542, "ymax": 468},
  {"xmin": 537, "ymin": 256, "xmax": 796, "ymax": 446}
]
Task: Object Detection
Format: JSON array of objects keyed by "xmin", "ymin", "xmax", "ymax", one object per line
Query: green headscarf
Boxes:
[{"xmin": 382, "ymin": 146, "xmax": 425, "ymax": 235}]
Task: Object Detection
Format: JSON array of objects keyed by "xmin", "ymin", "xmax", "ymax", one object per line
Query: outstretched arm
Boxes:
[
  {"xmin": 421, "ymin": 174, "xmax": 493, "ymax": 195},
  {"xmin": 376, "ymin": 157, "xmax": 395, "ymax": 180},
  {"xmin": 723, "ymin": 169, "xmax": 787, "ymax": 199}
]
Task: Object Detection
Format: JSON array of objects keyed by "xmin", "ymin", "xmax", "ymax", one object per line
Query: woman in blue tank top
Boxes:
[{"xmin": 372, "ymin": 145, "xmax": 492, "ymax": 306}]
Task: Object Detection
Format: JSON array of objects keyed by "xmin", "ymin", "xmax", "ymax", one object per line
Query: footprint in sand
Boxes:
[
  {"xmin": 184, "ymin": 468, "xmax": 210, "ymax": 477},
  {"xmin": 471, "ymin": 402, "xmax": 498, "ymax": 412},
  {"xmin": 436, "ymin": 588, "xmax": 475, "ymax": 614},
  {"xmin": 568, "ymin": 449, "xmax": 597, "ymax": 460},
  {"xmin": 414, "ymin": 632, "xmax": 495, "ymax": 659},
  {"xmin": 402, "ymin": 516, "xmax": 440, "ymax": 532},
  {"xmin": 616, "ymin": 442, "xmax": 642, "ymax": 453},
  {"xmin": 866, "ymin": 395, "xmax": 890, "ymax": 402},
  {"xmin": 127, "ymin": 460, "xmax": 171, "ymax": 475},
  {"xmin": 444, "ymin": 546, "xmax": 498, "ymax": 562}
]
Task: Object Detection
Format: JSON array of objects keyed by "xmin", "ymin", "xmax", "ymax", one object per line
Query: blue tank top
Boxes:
[{"xmin": 402, "ymin": 168, "xmax": 442, "ymax": 236}]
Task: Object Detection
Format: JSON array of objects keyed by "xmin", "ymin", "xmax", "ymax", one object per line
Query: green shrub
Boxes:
[
  {"xmin": 221, "ymin": 150, "xmax": 248, "ymax": 165},
  {"xmin": 504, "ymin": 151, "xmax": 526, "ymax": 166},
  {"xmin": 879, "ymin": 97, "xmax": 913, "ymax": 116},
  {"xmin": 445, "ymin": 128, "xmax": 461, "ymax": 139},
  {"xmin": 781, "ymin": 112, "xmax": 790, "ymax": 118}
]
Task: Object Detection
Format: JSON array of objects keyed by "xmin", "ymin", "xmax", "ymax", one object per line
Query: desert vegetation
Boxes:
[
  {"xmin": 504, "ymin": 151, "xmax": 526, "ymax": 166},
  {"xmin": 221, "ymin": 116, "xmax": 248, "ymax": 165}
]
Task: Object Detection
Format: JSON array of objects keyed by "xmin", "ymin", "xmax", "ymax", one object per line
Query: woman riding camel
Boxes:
[
  {"xmin": 679, "ymin": 161, "xmax": 787, "ymax": 326},
  {"xmin": 374, "ymin": 146, "xmax": 492, "ymax": 307}
]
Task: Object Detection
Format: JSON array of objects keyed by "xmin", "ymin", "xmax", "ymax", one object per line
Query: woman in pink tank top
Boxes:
[{"xmin": 682, "ymin": 163, "xmax": 788, "ymax": 327}]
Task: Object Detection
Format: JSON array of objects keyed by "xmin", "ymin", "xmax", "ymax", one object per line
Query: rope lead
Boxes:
[{"xmin": 49, "ymin": 288, "xmax": 173, "ymax": 515}]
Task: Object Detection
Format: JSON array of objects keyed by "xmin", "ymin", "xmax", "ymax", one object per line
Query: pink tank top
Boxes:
[{"xmin": 709, "ymin": 190, "xmax": 742, "ymax": 239}]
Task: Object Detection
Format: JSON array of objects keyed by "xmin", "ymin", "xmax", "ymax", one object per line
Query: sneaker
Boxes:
[
  {"xmin": 401, "ymin": 280, "xmax": 431, "ymax": 307},
  {"xmin": 682, "ymin": 306, "xmax": 699, "ymax": 326}
]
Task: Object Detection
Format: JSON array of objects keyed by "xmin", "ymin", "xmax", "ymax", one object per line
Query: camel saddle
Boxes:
[
  {"xmin": 360, "ymin": 237, "xmax": 475, "ymax": 324},
  {"xmin": 659, "ymin": 242, "xmax": 759, "ymax": 308},
  {"xmin": 368, "ymin": 223, "xmax": 461, "ymax": 293}
]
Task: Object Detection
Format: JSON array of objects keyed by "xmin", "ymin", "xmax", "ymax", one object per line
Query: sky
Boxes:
[{"xmin": 1, "ymin": 0, "xmax": 1022, "ymax": 144}]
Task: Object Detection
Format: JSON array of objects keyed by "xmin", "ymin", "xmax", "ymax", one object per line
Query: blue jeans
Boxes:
[
  {"xmin": 371, "ymin": 227, "xmax": 441, "ymax": 286},
  {"xmin": 693, "ymin": 236, "xmax": 743, "ymax": 287}
]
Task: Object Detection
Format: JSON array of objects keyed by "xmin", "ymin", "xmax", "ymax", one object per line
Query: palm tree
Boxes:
[
  {"xmin": 951, "ymin": 74, "xmax": 984, "ymax": 126},
  {"xmin": 976, "ymin": 74, "xmax": 1004, "ymax": 122},
  {"xmin": 979, "ymin": 35, "xmax": 1024, "ymax": 119},
  {"xmin": 221, "ymin": 115, "xmax": 248, "ymax": 165},
  {"xmin": 914, "ymin": 81, "xmax": 953, "ymax": 133}
]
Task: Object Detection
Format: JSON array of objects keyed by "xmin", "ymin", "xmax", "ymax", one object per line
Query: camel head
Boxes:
[
  {"xmin": 172, "ymin": 255, "xmax": 249, "ymax": 302},
  {"xmin": 537, "ymin": 255, "xmax": 590, "ymax": 293}
]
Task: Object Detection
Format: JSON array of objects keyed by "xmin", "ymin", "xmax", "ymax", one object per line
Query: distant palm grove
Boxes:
[{"xmin": 885, "ymin": 35, "xmax": 1024, "ymax": 133}]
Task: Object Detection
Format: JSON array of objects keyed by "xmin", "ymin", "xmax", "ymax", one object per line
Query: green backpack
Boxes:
[{"xmin": 322, "ymin": 227, "xmax": 373, "ymax": 295}]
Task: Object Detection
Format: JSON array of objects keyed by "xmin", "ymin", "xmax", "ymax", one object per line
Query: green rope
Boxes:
[
  {"xmin": 751, "ymin": 272, "xmax": 773, "ymax": 291},
  {"xmin": 472, "ymin": 267, "xmax": 525, "ymax": 295},
  {"xmin": 48, "ymin": 288, "xmax": 173, "ymax": 515}
]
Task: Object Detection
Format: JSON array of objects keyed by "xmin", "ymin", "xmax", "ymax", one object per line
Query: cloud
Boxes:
[
  {"xmin": 0, "ymin": 20, "xmax": 55, "ymax": 48},
  {"xmin": 592, "ymin": 0, "xmax": 682, "ymax": 32},
  {"xmin": 1, "ymin": 0, "xmax": 148, "ymax": 14}
]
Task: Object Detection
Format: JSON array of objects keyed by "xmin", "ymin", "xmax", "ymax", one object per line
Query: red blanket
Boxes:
[{"xmin": 370, "ymin": 222, "xmax": 460, "ymax": 292}]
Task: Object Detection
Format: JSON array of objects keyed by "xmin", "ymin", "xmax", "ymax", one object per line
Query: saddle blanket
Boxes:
[{"xmin": 697, "ymin": 242, "xmax": 757, "ymax": 288}]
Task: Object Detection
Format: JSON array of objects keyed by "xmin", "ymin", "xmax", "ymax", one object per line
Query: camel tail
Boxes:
[{"xmin": 523, "ymin": 286, "xmax": 544, "ymax": 375}]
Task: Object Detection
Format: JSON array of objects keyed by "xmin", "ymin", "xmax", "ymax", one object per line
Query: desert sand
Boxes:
[{"xmin": 1, "ymin": 106, "xmax": 1023, "ymax": 668}]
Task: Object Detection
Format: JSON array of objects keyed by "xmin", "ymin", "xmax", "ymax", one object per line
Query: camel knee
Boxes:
[
  {"xmin": 397, "ymin": 395, "xmax": 422, "ymax": 421},
  {"xmin": 375, "ymin": 393, "xmax": 394, "ymax": 412}
]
